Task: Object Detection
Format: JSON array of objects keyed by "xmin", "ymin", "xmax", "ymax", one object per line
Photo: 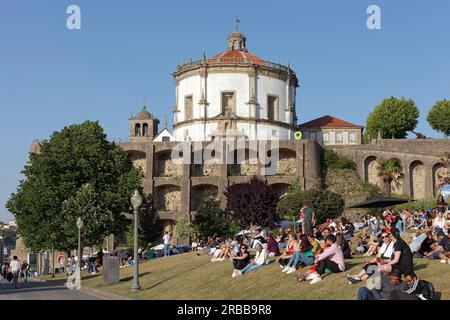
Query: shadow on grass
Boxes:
[
  {"xmin": 141, "ymin": 260, "xmax": 210, "ymax": 291},
  {"xmin": 414, "ymin": 264, "xmax": 428, "ymax": 271},
  {"xmin": 119, "ymin": 272, "xmax": 151, "ymax": 282}
]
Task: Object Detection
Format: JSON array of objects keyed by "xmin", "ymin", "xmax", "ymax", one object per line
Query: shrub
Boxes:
[
  {"xmin": 277, "ymin": 189, "xmax": 345, "ymax": 224},
  {"xmin": 322, "ymin": 148, "xmax": 356, "ymax": 172}
]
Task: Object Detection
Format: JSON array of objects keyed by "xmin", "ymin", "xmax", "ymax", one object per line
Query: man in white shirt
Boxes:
[
  {"xmin": 163, "ymin": 232, "xmax": 171, "ymax": 257},
  {"xmin": 10, "ymin": 256, "xmax": 21, "ymax": 289}
]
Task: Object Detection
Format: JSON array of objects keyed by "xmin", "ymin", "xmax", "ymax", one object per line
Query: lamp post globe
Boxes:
[
  {"xmin": 130, "ymin": 189, "xmax": 142, "ymax": 291},
  {"xmin": 76, "ymin": 217, "xmax": 83, "ymax": 282}
]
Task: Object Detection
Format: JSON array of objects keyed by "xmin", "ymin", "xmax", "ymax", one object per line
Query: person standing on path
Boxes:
[
  {"xmin": 301, "ymin": 202, "xmax": 315, "ymax": 237},
  {"xmin": 21, "ymin": 261, "xmax": 29, "ymax": 283},
  {"xmin": 10, "ymin": 256, "xmax": 21, "ymax": 289},
  {"xmin": 163, "ymin": 232, "xmax": 171, "ymax": 257}
]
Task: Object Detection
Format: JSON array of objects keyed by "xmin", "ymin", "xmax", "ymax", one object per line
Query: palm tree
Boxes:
[{"xmin": 376, "ymin": 158, "xmax": 404, "ymax": 196}]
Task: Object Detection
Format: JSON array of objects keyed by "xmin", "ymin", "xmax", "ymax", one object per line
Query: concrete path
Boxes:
[{"xmin": 0, "ymin": 277, "xmax": 127, "ymax": 300}]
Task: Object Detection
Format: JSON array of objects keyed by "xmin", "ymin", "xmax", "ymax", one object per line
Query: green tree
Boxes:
[
  {"xmin": 126, "ymin": 195, "xmax": 163, "ymax": 248},
  {"xmin": 193, "ymin": 198, "xmax": 231, "ymax": 238},
  {"xmin": 376, "ymin": 158, "xmax": 404, "ymax": 196},
  {"xmin": 427, "ymin": 99, "xmax": 450, "ymax": 137},
  {"xmin": 174, "ymin": 218, "xmax": 195, "ymax": 244},
  {"xmin": 276, "ymin": 189, "xmax": 345, "ymax": 224},
  {"xmin": 6, "ymin": 121, "xmax": 142, "ymax": 252},
  {"xmin": 364, "ymin": 96, "xmax": 419, "ymax": 139}
]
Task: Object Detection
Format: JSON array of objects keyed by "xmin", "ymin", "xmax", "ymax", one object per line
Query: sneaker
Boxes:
[
  {"xmin": 231, "ymin": 270, "xmax": 237, "ymax": 278},
  {"xmin": 347, "ymin": 275, "xmax": 361, "ymax": 284},
  {"xmin": 309, "ymin": 274, "xmax": 322, "ymax": 284},
  {"xmin": 281, "ymin": 266, "xmax": 290, "ymax": 273},
  {"xmin": 236, "ymin": 270, "xmax": 242, "ymax": 276},
  {"xmin": 286, "ymin": 267, "xmax": 297, "ymax": 275},
  {"xmin": 305, "ymin": 272, "xmax": 316, "ymax": 281},
  {"xmin": 440, "ymin": 259, "xmax": 448, "ymax": 264},
  {"xmin": 280, "ymin": 264, "xmax": 285, "ymax": 269}
]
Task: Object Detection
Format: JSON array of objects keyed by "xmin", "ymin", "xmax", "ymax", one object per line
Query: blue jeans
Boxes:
[
  {"xmin": 241, "ymin": 263, "xmax": 263, "ymax": 274},
  {"xmin": 358, "ymin": 287, "xmax": 375, "ymax": 300},
  {"xmin": 343, "ymin": 233, "xmax": 353, "ymax": 240},
  {"xmin": 164, "ymin": 244, "xmax": 170, "ymax": 256},
  {"xmin": 23, "ymin": 271, "xmax": 28, "ymax": 283},
  {"xmin": 287, "ymin": 252, "xmax": 314, "ymax": 268}
]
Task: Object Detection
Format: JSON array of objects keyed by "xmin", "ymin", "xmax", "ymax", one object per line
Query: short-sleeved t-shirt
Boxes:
[
  {"xmin": 393, "ymin": 239, "xmax": 414, "ymax": 274},
  {"xmin": 439, "ymin": 237, "xmax": 449, "ymax": 250}
]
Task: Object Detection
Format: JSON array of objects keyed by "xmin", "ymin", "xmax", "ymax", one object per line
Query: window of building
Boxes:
[
  {"xmin": 349, "ymin": 132, "xmax": 356, "ymax": 142},
  {"xmin": 143, "ymin": 123, "xmax": 149, "ymax": 136},
  {"xmin": 162, "ymin": 136, "xmax": 170, "ymax": 142},
  {"xmin": 184, "ymin": 95, "xmax": 193, "ymax": 120},
  {"xmin": 222, "ymin": 92, "xmax": 235, "ymax": 115},
  {"xmin": 323, "ymin": 132, "xmax": 329, "ymax": 143},
  {"xmin": 134, "ymin": 123, "xmax": 141, "ymax": 136},
  {"xmin": 336, "ymin": 132, "xmax": 343, "ymax": 143},
  {"xmin": 267, "ymin": 95, "xmax": 278, "ymax": 121}
]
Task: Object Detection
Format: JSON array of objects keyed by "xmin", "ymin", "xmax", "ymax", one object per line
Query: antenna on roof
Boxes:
[{"xmin": 235, "ymin": 15, "xmax": 240, "ymax": 30}]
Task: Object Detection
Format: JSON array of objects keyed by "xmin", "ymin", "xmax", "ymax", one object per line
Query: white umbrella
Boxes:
[{"xmin": 151, "ymin": 244, "xmax": 165, "ymax": 250}]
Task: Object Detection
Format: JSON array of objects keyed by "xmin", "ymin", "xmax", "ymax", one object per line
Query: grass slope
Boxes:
[{"xmin": 81, "ymin": 252, "xmax": 450, "ymax": 300}]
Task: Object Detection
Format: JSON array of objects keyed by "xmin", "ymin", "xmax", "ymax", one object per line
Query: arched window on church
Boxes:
[
  {"xmin": 135, "ymin": 123, "xmax": 141, "ymax": 136},
  {"xmin": 143, "ymin": 123, "xmax": 149, "ymax": 136}
]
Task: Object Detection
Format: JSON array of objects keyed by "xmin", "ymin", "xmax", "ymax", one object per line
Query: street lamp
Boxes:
[
  {"xmin": 130, "ymin": 190, "xmax": 142, "ymax": 291},
  {"xmin": 76, "ymin": 217, "xmax": 83, "ymax": 280}
]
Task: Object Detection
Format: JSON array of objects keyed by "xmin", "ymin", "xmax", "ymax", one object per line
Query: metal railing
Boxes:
[{"xmin": 175, "ymin": 57, "xmax": 289, "ymax": 73}]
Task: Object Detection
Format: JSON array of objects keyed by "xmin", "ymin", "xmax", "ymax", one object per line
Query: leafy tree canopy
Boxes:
[
  {"xmin": 193, "ymin": 198, "xmax": 232, "ymax": 238},
  {"xmin": 224, "ymin": 176, "xmax": 279, "ymax": 229},
  {"xmin": 427, "ymin": 99, "xmax": 450, "ymax": 137},
  {"xmin": 6, "ymin": 121, "xmax": 142, "ymax": 252},
  {"xmin": 277, "ymin": 189, "xmax": 345, "ymax": 224},
  {"xmin": 321, "ymin": 148, "xmax": 356, "ymax": 172},
  {"xmin": 364, "ymin": 96, "xmax": 419, "ymax": 139}
]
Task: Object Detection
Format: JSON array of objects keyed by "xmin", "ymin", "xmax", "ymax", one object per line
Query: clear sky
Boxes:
[{"xmin": 1, "ymin": 0, "xmax": 449, "ymax": 222}]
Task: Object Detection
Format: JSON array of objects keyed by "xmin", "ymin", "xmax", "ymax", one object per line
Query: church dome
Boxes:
[
  {"xmin": 136, "ymin": 106, "xmax": 153, "ymax": 120},
  {"xmin": 208, "ymin": 49, "xmax": 267, "ymax": 66}
]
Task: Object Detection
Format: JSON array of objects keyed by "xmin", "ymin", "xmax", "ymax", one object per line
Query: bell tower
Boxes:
[{"xmin": 129, "ymin": 105, "xmax": 159, "ymax": 143}]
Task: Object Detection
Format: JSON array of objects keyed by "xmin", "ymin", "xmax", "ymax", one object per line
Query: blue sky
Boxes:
[{"xmin": 1, "ymin": 0, "xmax": 449, "ymax": 222}]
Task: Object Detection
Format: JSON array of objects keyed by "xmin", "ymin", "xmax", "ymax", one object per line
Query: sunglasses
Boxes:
[{"xmin": 382, "ymin": 235, "xmax": 390, "ymax": 238}]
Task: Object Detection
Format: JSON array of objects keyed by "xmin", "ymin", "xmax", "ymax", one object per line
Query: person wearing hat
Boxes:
[{"xmin": 378, "ymin": 228, "xmax": 413, "ymax": 276}]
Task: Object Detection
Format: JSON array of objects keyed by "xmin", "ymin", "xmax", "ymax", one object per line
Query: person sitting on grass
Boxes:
[
  {"xmin": 378, "ymin": 228, "xmax": 414, "ymax": 276},
  {"xmin": 231, "ymin": 244, "xmax": 250, "ymax": 278},
  {"xmin": 363, "ymin": 232, "xmax": 382, "ymax": 257},
  {"xmin": 282, "ymin": 234, "xmax": 314, "ymax": 274},
  {"xmin": 296, "ymin": 236, "xmax": 326, "ymax": 283},
  {"xmin": 278, "ymin": 233, "xmax": 296, "ymax": 268},
  {"xmin": 390, "ymin": 272, "xmax": 437, "ymax": 300},
  {"xmin": 342, "ymin": 217, "xmax": 355, "ymax": 240},
  {"xmin": 305, "ymin": 234, "xmax": 345, "ymax": 284},
  {"xmin": 433, "ymin": 211, "xmax": 448, "ymax": 234},
  {"xmin": 357, "ymin": 268, "xmax": 408, "ymax": 300},
  {"xmin": 347, "ymin": 230, "xmax": 394, "ymax": 284},
  {"xmin": 336, "ymin": 233, "xmax": 352, "ymax": 259},
  {"xmin": 236, "ymin": 243, "xmax": 268, "ymax": 276},
  {"xmin": 425, "ymin": 230, "xmax": 448, "ymax": 260},
  {"xmin": 267, "ymin": 232, "xmax": 281, "ymax": 257},
  {"xmin": 352, "ymin": 231, "xmax": 371, "ymax": 255},
  {"xmin": 411, "ymin": 231, "xmax": 435, "ymax": 258}
]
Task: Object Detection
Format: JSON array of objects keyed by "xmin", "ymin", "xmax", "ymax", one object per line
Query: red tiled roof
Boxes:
[
  {"xmin": 209, "ymin": 50, "xmax": 267, "ymax": 66},
  {"xmin": 299, "ymin": 115, "xmax": 363, "ymax": 128}
]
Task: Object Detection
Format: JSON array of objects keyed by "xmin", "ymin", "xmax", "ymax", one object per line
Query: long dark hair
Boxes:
[{"xmin": 299, "ymin": 234, "xmax": 312, "ymax": 251}]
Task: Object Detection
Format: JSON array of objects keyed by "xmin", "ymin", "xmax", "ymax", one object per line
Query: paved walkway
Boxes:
[{"xmin": 0, "ymin": 277, "xmax": 126, "ymax": 300}]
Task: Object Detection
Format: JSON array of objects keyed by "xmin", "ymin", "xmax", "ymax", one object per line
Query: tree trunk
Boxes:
[{"xmin": 384, "ymin": 179, "xmax": 391, "ymax": 196}]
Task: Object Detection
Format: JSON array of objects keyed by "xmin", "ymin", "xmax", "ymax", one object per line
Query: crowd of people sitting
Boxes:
[{"xmin": 193, "ymin": 198, "xmax": 449, "ymax": 299}]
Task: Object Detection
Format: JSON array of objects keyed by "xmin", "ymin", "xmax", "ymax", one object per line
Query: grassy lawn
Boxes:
[{"xmin": 80, "ymin": 251, "xmax": 450, "ymax": 300}]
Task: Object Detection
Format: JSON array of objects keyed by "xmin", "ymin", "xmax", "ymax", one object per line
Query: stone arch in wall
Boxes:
[
  {"xmin": 364, "ymin": 156, "xmax": 379, "ymax": 187},
  {"xmin": 155, "ymin": 150, "xmax": 183, "ymax": 177},
  {"xmin": 410, "ymin": 160, "xmax": 426, "ymax": 199},
  {"xmin": 269, "ymin": 183, "xmax": 291, "ymax": 199},
  {"xmin": 190, "ymin": 184, "xmax": 219, "ymax": 211},
  {"xmin": 432, "ymin": 162, "xmax": 450, "ymax": 196},
  {"xmin": 227, "ymin": 149, "xmax": 259, "ymax": 176},
  {"xmin": 275, "ymin": 149, "xmax": 297, "ymax": 176},
  {"xmin": 127, "ymin": 150, "xmax": 147, "ymax": 175},
  {"xmin": 154, "ymin": 185, "xmax": 181, "ymax": 211},
  {"xmin": 191, "ymin": 149, "xmax": 222, "ymax": 177}
]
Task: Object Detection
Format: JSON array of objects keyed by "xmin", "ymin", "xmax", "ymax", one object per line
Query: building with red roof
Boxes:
[{"xmin": 298, "ymin": 115, "xmax": 364, "ymax": 145}]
